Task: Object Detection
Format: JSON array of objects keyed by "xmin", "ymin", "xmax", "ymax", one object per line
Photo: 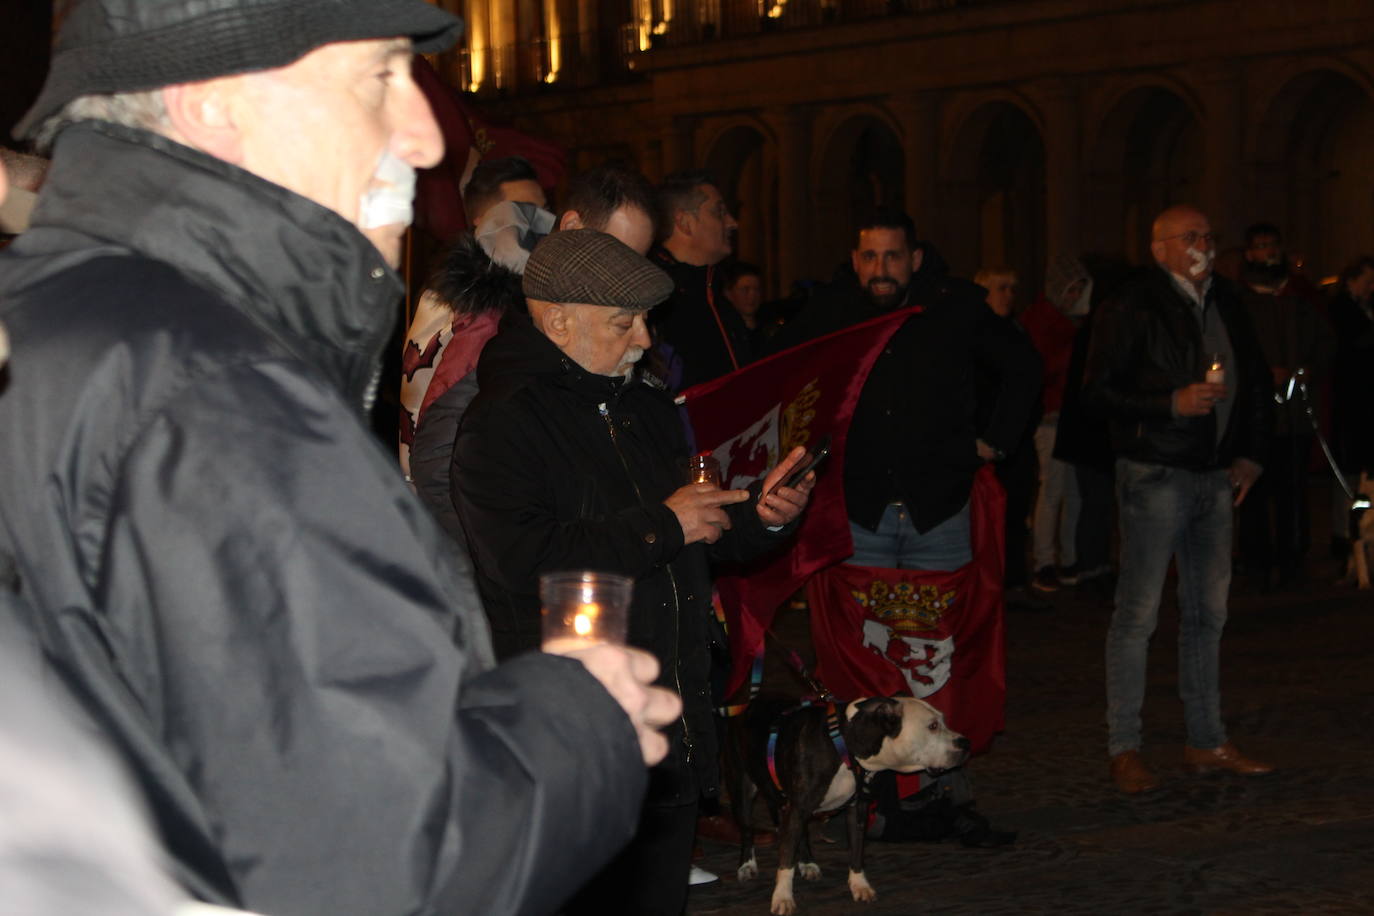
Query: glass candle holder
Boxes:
[
  {"xmin": 539, "ymin": 570, "xmax": 633, "ymax": 652},
  {"xmin": 684, "ymin": 453, "xmax": 721, "ymax": 487}
]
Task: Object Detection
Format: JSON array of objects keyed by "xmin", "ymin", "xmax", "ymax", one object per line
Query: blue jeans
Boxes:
[
  {"xmin": 1106, "ymin": 459, "xmax": 1232, "ymax": 756},
  {"xmin": 849, "ymin": 501, "xmax": 972, "ymax": 571}
]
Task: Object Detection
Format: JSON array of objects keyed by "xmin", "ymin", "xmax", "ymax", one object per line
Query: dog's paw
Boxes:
[
  {"xmin": 797, "ymin": 861, "xmax": 821, "ymax": 881},
  {"xmin": 848, "ymin": 870, "xmax": 876, "ymax": 903},
  {"xmin": 737, "ymin": 855, "xmax": 758, "ymax": 881},
  {"xmin": 769, "ymin": 895, "xmax": 798, "ymax": 916},
  {"xmin": 771, "ymin": 868, "xmax": 796, "ymax": 915}
]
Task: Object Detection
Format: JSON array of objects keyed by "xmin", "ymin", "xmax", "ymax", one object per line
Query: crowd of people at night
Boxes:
[{"xmin": 1, "ymin": 1, "xmax": 1374, "ymax": 914}]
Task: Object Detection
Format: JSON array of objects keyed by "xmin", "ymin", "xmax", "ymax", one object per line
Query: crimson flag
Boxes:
[
  {"xmin": 412, "ymin": 59, "xmax": 566, "ymax": 242},
  {"xmin": 806, "ymin": 466, "xmax": 1007, "ymax": 755},
  {"xmin": 679, "ymin": 308, "xmax": 918, "ymax": 696}
]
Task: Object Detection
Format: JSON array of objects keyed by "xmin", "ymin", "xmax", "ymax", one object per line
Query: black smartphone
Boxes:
[{"xmin": 775, "ymin": 433, "xmax": 831, "ymax": 493}]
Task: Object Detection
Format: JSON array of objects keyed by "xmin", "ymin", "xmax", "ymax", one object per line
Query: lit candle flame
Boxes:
[{"xmin": 573, "ymin": 602, "xmax": 600, "ymax": 638}]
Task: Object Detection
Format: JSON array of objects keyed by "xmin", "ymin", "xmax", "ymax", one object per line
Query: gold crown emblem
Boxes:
[{"xmin": 851, "ymin": 580, "xmax": 955, "ymax": 634}]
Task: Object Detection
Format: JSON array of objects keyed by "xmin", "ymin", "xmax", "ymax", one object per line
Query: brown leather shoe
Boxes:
[
  {"xmin": 1109, "ymin": 750, "xmax": 1160, "ymax": 794},
  {"xmin": 1183, "ymin": 742, "xmax": 1274, "ymax": 775},
  {"xmin": 697, "ymin": 813, "xmax": 776, "ymax": 847}
]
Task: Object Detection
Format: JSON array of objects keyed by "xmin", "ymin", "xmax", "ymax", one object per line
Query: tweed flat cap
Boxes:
[
  {"xmin": 16, "ymin": 0, "xmax": 462, "ymax": 140},
  {"xmin": 523, "ymin": 230, "xmax": 673, "ymax": 311}
]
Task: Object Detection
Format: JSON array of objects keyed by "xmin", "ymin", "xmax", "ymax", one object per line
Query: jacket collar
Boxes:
[
  {"xmin": 478, "ymin": 311, "xmax": 630, "ymax": 406},
  {"xmin": 24, "ymin": 121, "xmax": 403, "ymax": 412}
]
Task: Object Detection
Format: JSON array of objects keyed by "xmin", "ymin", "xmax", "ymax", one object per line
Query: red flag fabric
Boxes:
[
  {"xmin": 412, "ymin": 58, "xmax": 567, "ymax": 242},
  {"xmin": 679, "ymin": 308, "xmax": 919, "ymax": 696},
  {"xmin": 806, "ymin": 466, "xmax": 1007, "ymax": 755}
]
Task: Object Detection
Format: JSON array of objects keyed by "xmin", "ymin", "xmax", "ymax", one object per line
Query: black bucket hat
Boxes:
[{"xmin": 15, "ymin": 0, "xmax": 463, "ymax": 140}]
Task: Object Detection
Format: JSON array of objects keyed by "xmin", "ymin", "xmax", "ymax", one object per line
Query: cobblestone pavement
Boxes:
[{"xmin": 687, "ymin": 523, "xmax": 1374, "ymax": 914}]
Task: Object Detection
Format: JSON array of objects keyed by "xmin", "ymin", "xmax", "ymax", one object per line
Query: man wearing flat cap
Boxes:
[
  {"xmin": 0, "ymin": 2, "xmax": 683, "ymax": 915},
  {"xmin": 454, "ymin": 229, "xmax": 815, "ymax": 914}
]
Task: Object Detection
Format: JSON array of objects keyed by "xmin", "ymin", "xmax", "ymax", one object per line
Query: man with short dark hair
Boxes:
[
  {"xmin": 1084, "ymin": 204, "xmax": 1274, "ymax": 794},
  {"xmin": 0, "ymin": 3, "xmax": 678, "ymax": 913},
  {"xmin": 453, "ymin": 229, "xmax": 814, "ymax": 914},
  {"xmin": 461, "ymin": 154, "xmax": 544, "ymax": 228},
  {"xmin": 1235, "ymin": 222, "xmax": 1332, "ymax": 589},
  {"xmin": 650, "ymin": 169, "xmax": 752, "ymax": 389},
  {"xmin": 771, "ymin": 208, "xmax": 1040, "ymax": 574}
]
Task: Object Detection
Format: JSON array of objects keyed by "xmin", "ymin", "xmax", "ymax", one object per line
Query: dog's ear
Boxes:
[{"xmin": 845, "ymin": 697, "xmax": 904, "ymax": 759}]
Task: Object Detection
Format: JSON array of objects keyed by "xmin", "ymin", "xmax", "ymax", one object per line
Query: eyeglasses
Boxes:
[{"xmin": 1157, "ymin": 231, "xmax": 1219, "ymax": 246}]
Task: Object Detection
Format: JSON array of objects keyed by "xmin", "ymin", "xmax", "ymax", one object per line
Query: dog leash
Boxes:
[{"xmin": 1277, "ymin": 368, "xmax": 1369, "ymax": 513}]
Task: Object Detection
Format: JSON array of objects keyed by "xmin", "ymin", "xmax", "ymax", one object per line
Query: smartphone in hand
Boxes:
[{"xmin": 772, "ymin": 434, "xmax": 831, "ymax": 494}]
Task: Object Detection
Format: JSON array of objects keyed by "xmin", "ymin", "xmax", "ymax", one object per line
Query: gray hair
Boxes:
[{"xmin": 33, "ymin": 90, "xmax": 169, "ymax": 153}]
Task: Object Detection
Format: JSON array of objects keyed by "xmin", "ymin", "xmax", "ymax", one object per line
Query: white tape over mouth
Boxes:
[
  {"xmin": 358, "ymin": 151, "xmax": 417, "ymax": 230},
  {"xmin": 1186, "ymin": 246, "xmax": 1214, "ymax": 278}
]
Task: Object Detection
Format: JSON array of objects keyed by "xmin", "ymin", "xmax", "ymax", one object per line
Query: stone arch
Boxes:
[
  {"xmin": 1085, "ymin": 80, "xmax": 1204, "ymax": 265},
  {"xmin": 938, "ymin": 96, "xmax": 1047, "ymax": 300},
  {"xmin": 1248, "ymin": 64, "xmax": 1374, "ymax": 279},
  {"xmin": 701, "ymin": 121, "xmax": 777, "ymax": 290},
  {"xmin": 808, "ymin": 110, "xmax": 906, "ymax": 279}
]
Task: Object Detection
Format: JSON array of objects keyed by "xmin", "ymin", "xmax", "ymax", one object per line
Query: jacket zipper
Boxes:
[{"xmin": 598, "ymin": 402, "xmax": 694, "ymax": 763}]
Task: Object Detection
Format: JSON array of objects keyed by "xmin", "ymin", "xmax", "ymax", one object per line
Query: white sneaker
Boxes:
[{"xmin": 688, "ymin": 865, "xmax": 719, "ymax": 886}]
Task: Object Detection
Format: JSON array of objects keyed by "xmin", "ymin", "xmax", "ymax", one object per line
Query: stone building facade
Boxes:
[{"xmin": 435, "ymin": 0, "xmax": 1374, "ymax": 299}]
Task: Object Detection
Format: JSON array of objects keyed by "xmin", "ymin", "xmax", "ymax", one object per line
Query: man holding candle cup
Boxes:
[
  {"xmin": 453, "ymin": 229, "xmax": 815, "ymax": 914},
  {"xmin": 1083, "ymin": 204, "xmax": 1274, "ymax": 794},
  {"xmin": 0, "ymin": 2, "xmax": 684, "ymax": 914}
]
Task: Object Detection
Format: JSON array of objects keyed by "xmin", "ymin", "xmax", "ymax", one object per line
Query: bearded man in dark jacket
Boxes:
[
  {"xmin": 0, "ymin": 3, "xmax": 681, "ymax": 915},
  {"xmin": 453, "ymin": 230, "xmax": 814, "ymax": 915}
]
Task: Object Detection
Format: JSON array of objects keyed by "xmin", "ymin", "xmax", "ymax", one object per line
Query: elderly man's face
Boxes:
[
  {"xmin": 565, "ymin": 305, "xmax": 653, "ymax": 378},
  {"xmin": 231, "ymin": 38, "xmax": 442, "ymax": 266},
  {"xmin": 1151, "ymin": 207, "xmax": 1215, "ymax": 285}
]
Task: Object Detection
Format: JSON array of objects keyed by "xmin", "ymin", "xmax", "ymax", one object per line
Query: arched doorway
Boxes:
[
  {"xmin": 704, "ymin": 125, "xmax": 775, "ymax": 290},
  {"xmin": 941, "ymin": 101, "xmax": 1047, "ymax": 301},
  {"xmin": 1253, "ymin": 69, "xmax": 1374, "ymax": 280},
  {"xmin": 1087, "ymin": 85, "xmax": 1203, "ymax": 266},
  {"xmin": 812, "ymin": 115, "xmax": 905, "ymax": 282}
]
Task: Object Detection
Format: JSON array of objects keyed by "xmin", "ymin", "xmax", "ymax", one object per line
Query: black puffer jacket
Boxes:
[
  {"xmin": 1082, "ymin": 266, "xmax": 1271, "ymax": 469},
  {"xmin": 0, "ymin": 122, "xmax": 645, "ymax": 916},
  {"xmin": 453, "ymin": 312, "xmax": 790, "ymax": 805}
]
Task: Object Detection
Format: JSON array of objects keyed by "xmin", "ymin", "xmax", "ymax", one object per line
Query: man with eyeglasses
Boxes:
[{"xmin": 1083, "ymin": 205, "xmax": 1274, "ymax": 795}]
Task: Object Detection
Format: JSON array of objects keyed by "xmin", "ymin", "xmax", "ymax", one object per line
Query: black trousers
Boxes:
[
  {"xmin": 562, "ymin": 800, "xmax": 698, "ymax": 916},
  {"xmin": 1239, "ymin": 435, "xmax": 1312, "ymax": 574},
  {"xmin": 1073, "ymin": 462, "xmax": 1115, "ymax": 572}
]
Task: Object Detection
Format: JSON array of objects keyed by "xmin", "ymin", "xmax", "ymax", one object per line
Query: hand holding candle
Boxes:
[{"xmin": 540, "ymin": 571, "xmax": 632, "ymax": 651}]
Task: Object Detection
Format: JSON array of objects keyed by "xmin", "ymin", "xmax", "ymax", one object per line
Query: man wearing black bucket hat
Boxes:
[{"xmin": 0, "ymin": 3, "xmax": 681, "ymax": 915}]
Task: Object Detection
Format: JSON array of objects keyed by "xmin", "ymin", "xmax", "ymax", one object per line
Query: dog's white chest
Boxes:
[{"xmin": 816, "ymin": 764, "xmax": 857, "ymax": 812}]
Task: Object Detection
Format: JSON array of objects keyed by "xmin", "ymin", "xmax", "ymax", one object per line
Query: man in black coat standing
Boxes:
[
  {"xmin": 770, "ymin": 209, "xmax": 1041, "ymax": 575},
  {"xmin": 453, "ymin": 230, "xmax": 815, "ymax": 915},
  {"xmin": 1083, "ymin": 204, "xmax": 1274, "ymax": 795}
]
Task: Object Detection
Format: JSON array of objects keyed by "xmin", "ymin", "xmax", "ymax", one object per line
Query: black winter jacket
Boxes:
[
  {"xmin": 1082, "ymin": 266, "xmax": 1271, "ymax": 470},
  {"xmin": 453, "ymin": 313, "xmax": 790, "ymax": 805},
  {"xmin": 767, "ymin": 248, "xmax": 1041, "ymax": 533},
  {"xmin": 0, "ymin": 122, "xmax": 645, "ymax": 916}
]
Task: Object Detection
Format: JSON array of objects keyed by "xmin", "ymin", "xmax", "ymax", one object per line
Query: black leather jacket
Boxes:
[{"xmin": 1082, "ymin": 266, "xmax": 1271, "ymax": 470}]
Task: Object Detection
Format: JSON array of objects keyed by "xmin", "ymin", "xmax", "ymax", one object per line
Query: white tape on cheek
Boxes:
[{"xmin": 358, "ymin": 152, "xmax": 417, "ymax": 229}]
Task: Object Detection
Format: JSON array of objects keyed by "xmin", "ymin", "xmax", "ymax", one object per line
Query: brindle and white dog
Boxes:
[{"xmin": 731, "ymin": 696, "xmax": 969, "ymax": 915}]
